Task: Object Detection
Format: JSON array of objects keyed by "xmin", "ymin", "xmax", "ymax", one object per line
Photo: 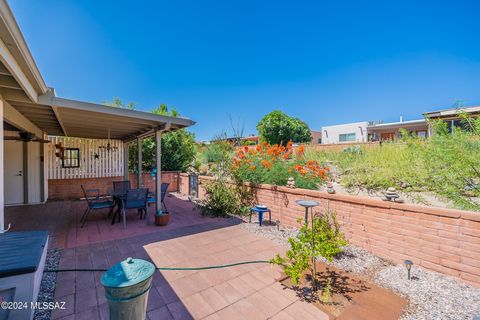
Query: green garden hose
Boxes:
[{"xmin": 43, "ymin": 260, "xmax": 271, "ymax": 273}]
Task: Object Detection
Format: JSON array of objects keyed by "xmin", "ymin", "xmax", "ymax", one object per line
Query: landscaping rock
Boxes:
[
  {"xmin": 239, "ymin": 218, "xmax": 298, "ymax": 247},
  {"xmin": 375, "ymin": 264, "xmax": 480, "ymax": 320},
  {"xmin": 33, "ymin": 248, "xmax": 62, "ymax": 320},
  {"xmin": 240, "ymin": 218, "xmax": 480, "ymax": 320},
  {"xmin": 321, "ymin": 245, "xmax": 391, "ymax": 276}
]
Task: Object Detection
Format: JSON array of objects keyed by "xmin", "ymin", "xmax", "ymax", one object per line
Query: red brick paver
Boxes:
[{"xmin": 8, "ymin": 197, "xmax": 329, "ymax": 319}]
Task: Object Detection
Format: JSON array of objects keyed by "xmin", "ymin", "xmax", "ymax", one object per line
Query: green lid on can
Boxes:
[{"xmin": 101, "ymin": 257, "xmax": 155, "ymax": 288}]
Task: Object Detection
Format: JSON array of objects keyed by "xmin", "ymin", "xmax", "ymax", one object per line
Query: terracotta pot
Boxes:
[{"xmin": 154, "ymin": 212, "xmax": 170, "ymax": 226}]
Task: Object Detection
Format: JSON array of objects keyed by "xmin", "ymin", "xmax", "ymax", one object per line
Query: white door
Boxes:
[{"xmin": 4, "ymin": 140, "xmax": 24, "ymax": 204}]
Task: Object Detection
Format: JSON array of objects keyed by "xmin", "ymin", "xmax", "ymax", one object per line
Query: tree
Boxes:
[
  {"xmin": 128, "ymin": 104, "xmax": 196, "ymax": 172},
  {"xmin": 257, "ymin": 110, "xmax": 311, "ymax": 146},
  {"xmin": 104, "ymin": 97, "xmax": 136, "ymax": 110},
  {"xmin": 105, "ymin": 99, "xmax": 196, "ymax": 172}
]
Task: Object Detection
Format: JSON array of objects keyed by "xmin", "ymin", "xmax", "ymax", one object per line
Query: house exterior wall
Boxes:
[
  {"xmin": 27, "ymin": 141, "xmax": 42, "ymax": 203},
  {"xmin": 321, "ymin": 122, "xmax": 368, "ymax": 144},
  {"xmin": 46, "ymin": 136, "xmax": 124, "ymax": 179},
  {"xmin": 3, "ymin": 97, "xmax": 46, "ymax": 205},
  {"xmin": 48, "ymin": 171, "xmax": 180, "ymax": 200},
  {"xmin": 310, "ymin": 130, "xmax": 322, "ymax": 144},
  {"xmin": 367, "ymin": 123, "xmax": 429, "ymax": 141},
  {"xmin": 180, "ymin": 174, "xmax": 480, "ymax": 288}
]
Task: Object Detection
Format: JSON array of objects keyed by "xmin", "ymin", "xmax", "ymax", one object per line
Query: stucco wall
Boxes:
[
  {"xmin": 180, "ymin": 173, "xmax": 480, "ymax": 287},
  {"xmin": 321, "ymin": 122, "xmax": 368, "ymax": 144}
]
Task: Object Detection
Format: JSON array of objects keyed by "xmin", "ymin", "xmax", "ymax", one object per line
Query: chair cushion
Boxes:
[
  {"xmin": 125, "ymin": 201, "xmax": 146, "ymax": 209},
  {"xmin": 91, "ymin": 201, "xmax": 113, "ymax": 209}
]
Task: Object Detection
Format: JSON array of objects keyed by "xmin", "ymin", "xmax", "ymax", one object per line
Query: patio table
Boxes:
[{"xmin": 108, "ymin": 190, "xmax": 127, "ymax": 228}]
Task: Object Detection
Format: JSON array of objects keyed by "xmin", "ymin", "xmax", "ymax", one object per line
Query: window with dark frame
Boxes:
[{"xmin": 62, "ymin": 148, "xmax": 80, "ymax": 168}]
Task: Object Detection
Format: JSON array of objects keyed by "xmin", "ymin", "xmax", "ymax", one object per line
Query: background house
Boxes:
[
  {"xmin": 367, "ymin": 118, "xmax": 428, "ymax": 141},
  {"xmin": 424, "ymin": 105, "xmax": 480, "ymax": 134},
  {"xmin": 321, "ymin": 121, "xmax": 368, "ymax": 144}
]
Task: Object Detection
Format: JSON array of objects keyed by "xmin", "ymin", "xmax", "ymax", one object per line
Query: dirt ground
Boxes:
[
  {"xmin": 280, "ymin": 261, "xmax": 407, "ymax": 320},
  {"xmin": 329, "ymin": 182, "xmax": 455, "ymax": 209}
]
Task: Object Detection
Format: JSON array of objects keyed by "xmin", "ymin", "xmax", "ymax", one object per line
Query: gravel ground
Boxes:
[
  {"xmin": 241, "ymin": 219, "xmax": 480, "ymax": 320},
  {"xmin": 239, "ymin": 218, "xmax": 297, "ymax": 247},
  {"xmin": 34, "ymin": 249, "xmax": 62, "ymax": 320},
  {"xmin": 376, "ymin": 265, "xmax": 480, "ymax": 320},
  {"xmin": 320, "ymin": 245, "xmax": 391, "ymax": 276}
]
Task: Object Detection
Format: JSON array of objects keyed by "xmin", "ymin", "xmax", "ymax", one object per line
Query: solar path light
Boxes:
[{"xmin": 404, "ymin": 260, "xmax": 413, "ymax": 280}]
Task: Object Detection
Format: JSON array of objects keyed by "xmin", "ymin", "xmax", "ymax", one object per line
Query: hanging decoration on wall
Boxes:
[
  {"xmin": 98, "ymin": 129, "xmax": 119, "ymax": 152},
  {"xmin": 55, "ymin": 142, "xmax": 65, "ymax": 160}
]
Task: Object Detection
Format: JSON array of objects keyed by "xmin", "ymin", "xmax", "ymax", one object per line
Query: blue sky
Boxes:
[{"xmin": 11, "ymin": 0, "xmax": 480, "ymax": 141}]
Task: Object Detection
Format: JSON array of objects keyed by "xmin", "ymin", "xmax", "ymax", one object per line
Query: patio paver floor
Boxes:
[
  {"xmin": 8, "ymin": 196, "xmax": 329, "ymax": 319},
  {"xmin": 51, "ymin": 223, "xmax": 329, "ymax": 320}
]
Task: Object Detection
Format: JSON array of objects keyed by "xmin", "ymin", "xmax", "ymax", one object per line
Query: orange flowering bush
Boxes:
[{"xmin": 231, "ymin": 142, "xmax": 329, "ymax": 189}]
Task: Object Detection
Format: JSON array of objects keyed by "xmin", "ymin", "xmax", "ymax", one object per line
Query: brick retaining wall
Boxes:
[
  {"xmin": 48, "ymin": 171, "xmax": 180, "ymax": 200},
  {"xmin": 179, "ymin": 173, "xmax": 480, "ymax": 287}
]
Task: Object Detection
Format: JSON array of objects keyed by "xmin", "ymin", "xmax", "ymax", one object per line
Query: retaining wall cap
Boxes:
[{"xmin": 190, "ymin": 174, "xmax": 480, "ymax": 221}]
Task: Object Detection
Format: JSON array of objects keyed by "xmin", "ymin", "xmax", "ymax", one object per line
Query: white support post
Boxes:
[
  {"xmin": 0, "ymin": 98, "xmax": 4, "ymax": 231},
  {"xmin": 155, "ymin": 130, "xmax": 162, "ymax": 214},
  {"xmin": 123, "ymin": 142, "xmax": 129, "ymax": 181},
  {"xmin": 137, "ymin": 137, "xmax": 142, "ymax": 188}
]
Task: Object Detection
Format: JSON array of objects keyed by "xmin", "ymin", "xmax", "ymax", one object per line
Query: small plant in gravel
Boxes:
[
  {"xmin": 271, "ymin": 210, "xmax": 347, "ymax": 290},
  {"xmin": 321, "ymin": 278, "xmax": 333, "ymax": 304}
]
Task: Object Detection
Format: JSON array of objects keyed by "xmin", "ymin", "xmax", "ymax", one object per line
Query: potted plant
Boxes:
[{"xmin": 154, "ymin": 210, "xmax": 170, "ymax": 226}]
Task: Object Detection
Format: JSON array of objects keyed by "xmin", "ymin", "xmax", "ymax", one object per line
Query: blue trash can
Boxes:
[{"xmin": 101, "ymin": 257, "xmax": 155, "ymax": 320}]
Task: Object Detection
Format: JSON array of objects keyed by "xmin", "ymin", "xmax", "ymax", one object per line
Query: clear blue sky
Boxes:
[{"xmin": 11, "ymin": 0, "xmax": 480, "ymax": 141}]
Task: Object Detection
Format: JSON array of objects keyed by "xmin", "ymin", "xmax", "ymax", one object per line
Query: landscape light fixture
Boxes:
[{"xmin": 404, "ymin": 260, "xmax": 413, "ymax": 280}]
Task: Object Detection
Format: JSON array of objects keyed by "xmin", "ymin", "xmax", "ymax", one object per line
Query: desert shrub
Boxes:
[
  {"xmin": 304, "ymin": 116, "xmax": 480, "ymax": 211},
  {"xmin": 197, "ymin": 180, "xmax": 238, "ymax": 217},
  {"xmin": 271, "ymin": 210, "xmax": 347, "ymax": 286},
  {"xmin": 200, "ymin": 141, "xmax": 234, "ymax": 177},
  {"xmin": 231, "ymin": 142, "xmax": 329, "ymax": 190},
  {"xmin": 424, "ymin": 118, "xmax": 480, "ymax": 210}
]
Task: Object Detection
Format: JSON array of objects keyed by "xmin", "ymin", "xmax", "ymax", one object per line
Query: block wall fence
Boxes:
[
  {"xmin": 48, "ymin": 171, "xmax": 180, "ymax": 200},
  {"xmin": 179, "ymin": 173, "xmax": 480, "ymax": 287}
]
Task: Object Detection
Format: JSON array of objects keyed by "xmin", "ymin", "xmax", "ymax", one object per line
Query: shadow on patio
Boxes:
[{"xmin": 5, "ymin": 194, "xmax": 232, "ymax": 249}]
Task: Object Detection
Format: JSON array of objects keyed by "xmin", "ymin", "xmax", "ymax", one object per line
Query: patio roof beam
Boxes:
[
  {"xmin": 155, "ymin": 129, "xmax": 162, "ymax": 215},
  {"xmin": 123, "ymin": 122, "xmax": 173, "ymax": 143},
  {"xmin": 52, "ymin": 97, "xmax": 194, "ymax": 127},
  {"xmin": 123, "ymin": 142, "xmax": 129, "ymax": 181},
  {"xmin": 51, "ymin": 106, "xmax": 67, "ymax": 136},
  {"xmin": 137, "ymin": 137, "xmax": 142, "ymax": 188}
]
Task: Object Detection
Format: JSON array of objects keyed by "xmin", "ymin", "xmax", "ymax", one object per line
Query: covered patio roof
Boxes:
[
  {"xmin": 5, "ymin": 90, "xmax": 195, "ymax": 141},
  {"xmin": 0, "ymin": 0, "xmax": 195, "ymax": 232},
  {"xmin": 0, "ymin": 1, "xmax": 194, "ymax": 142}
]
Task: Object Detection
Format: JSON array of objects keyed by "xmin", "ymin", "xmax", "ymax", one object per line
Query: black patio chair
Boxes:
[
  {"xmin": 113, "ymin": 180, "xmax": 131, "ymax": 194},
  {"xmin": 124, "ymin": 188, "xmax": 149, "ymax": 224},
  {"xmin": 147, "ymin": 182, "xmax": 170, "ymax": 212},
  {"xmin": 80, "ymin": 185, "xmax": 115, "ymax": 228}
]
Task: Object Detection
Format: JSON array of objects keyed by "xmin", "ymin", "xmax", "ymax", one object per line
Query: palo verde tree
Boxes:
[{"xmin": 257, "ymin": 110, "xmax": 311, "ymax": 146}]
